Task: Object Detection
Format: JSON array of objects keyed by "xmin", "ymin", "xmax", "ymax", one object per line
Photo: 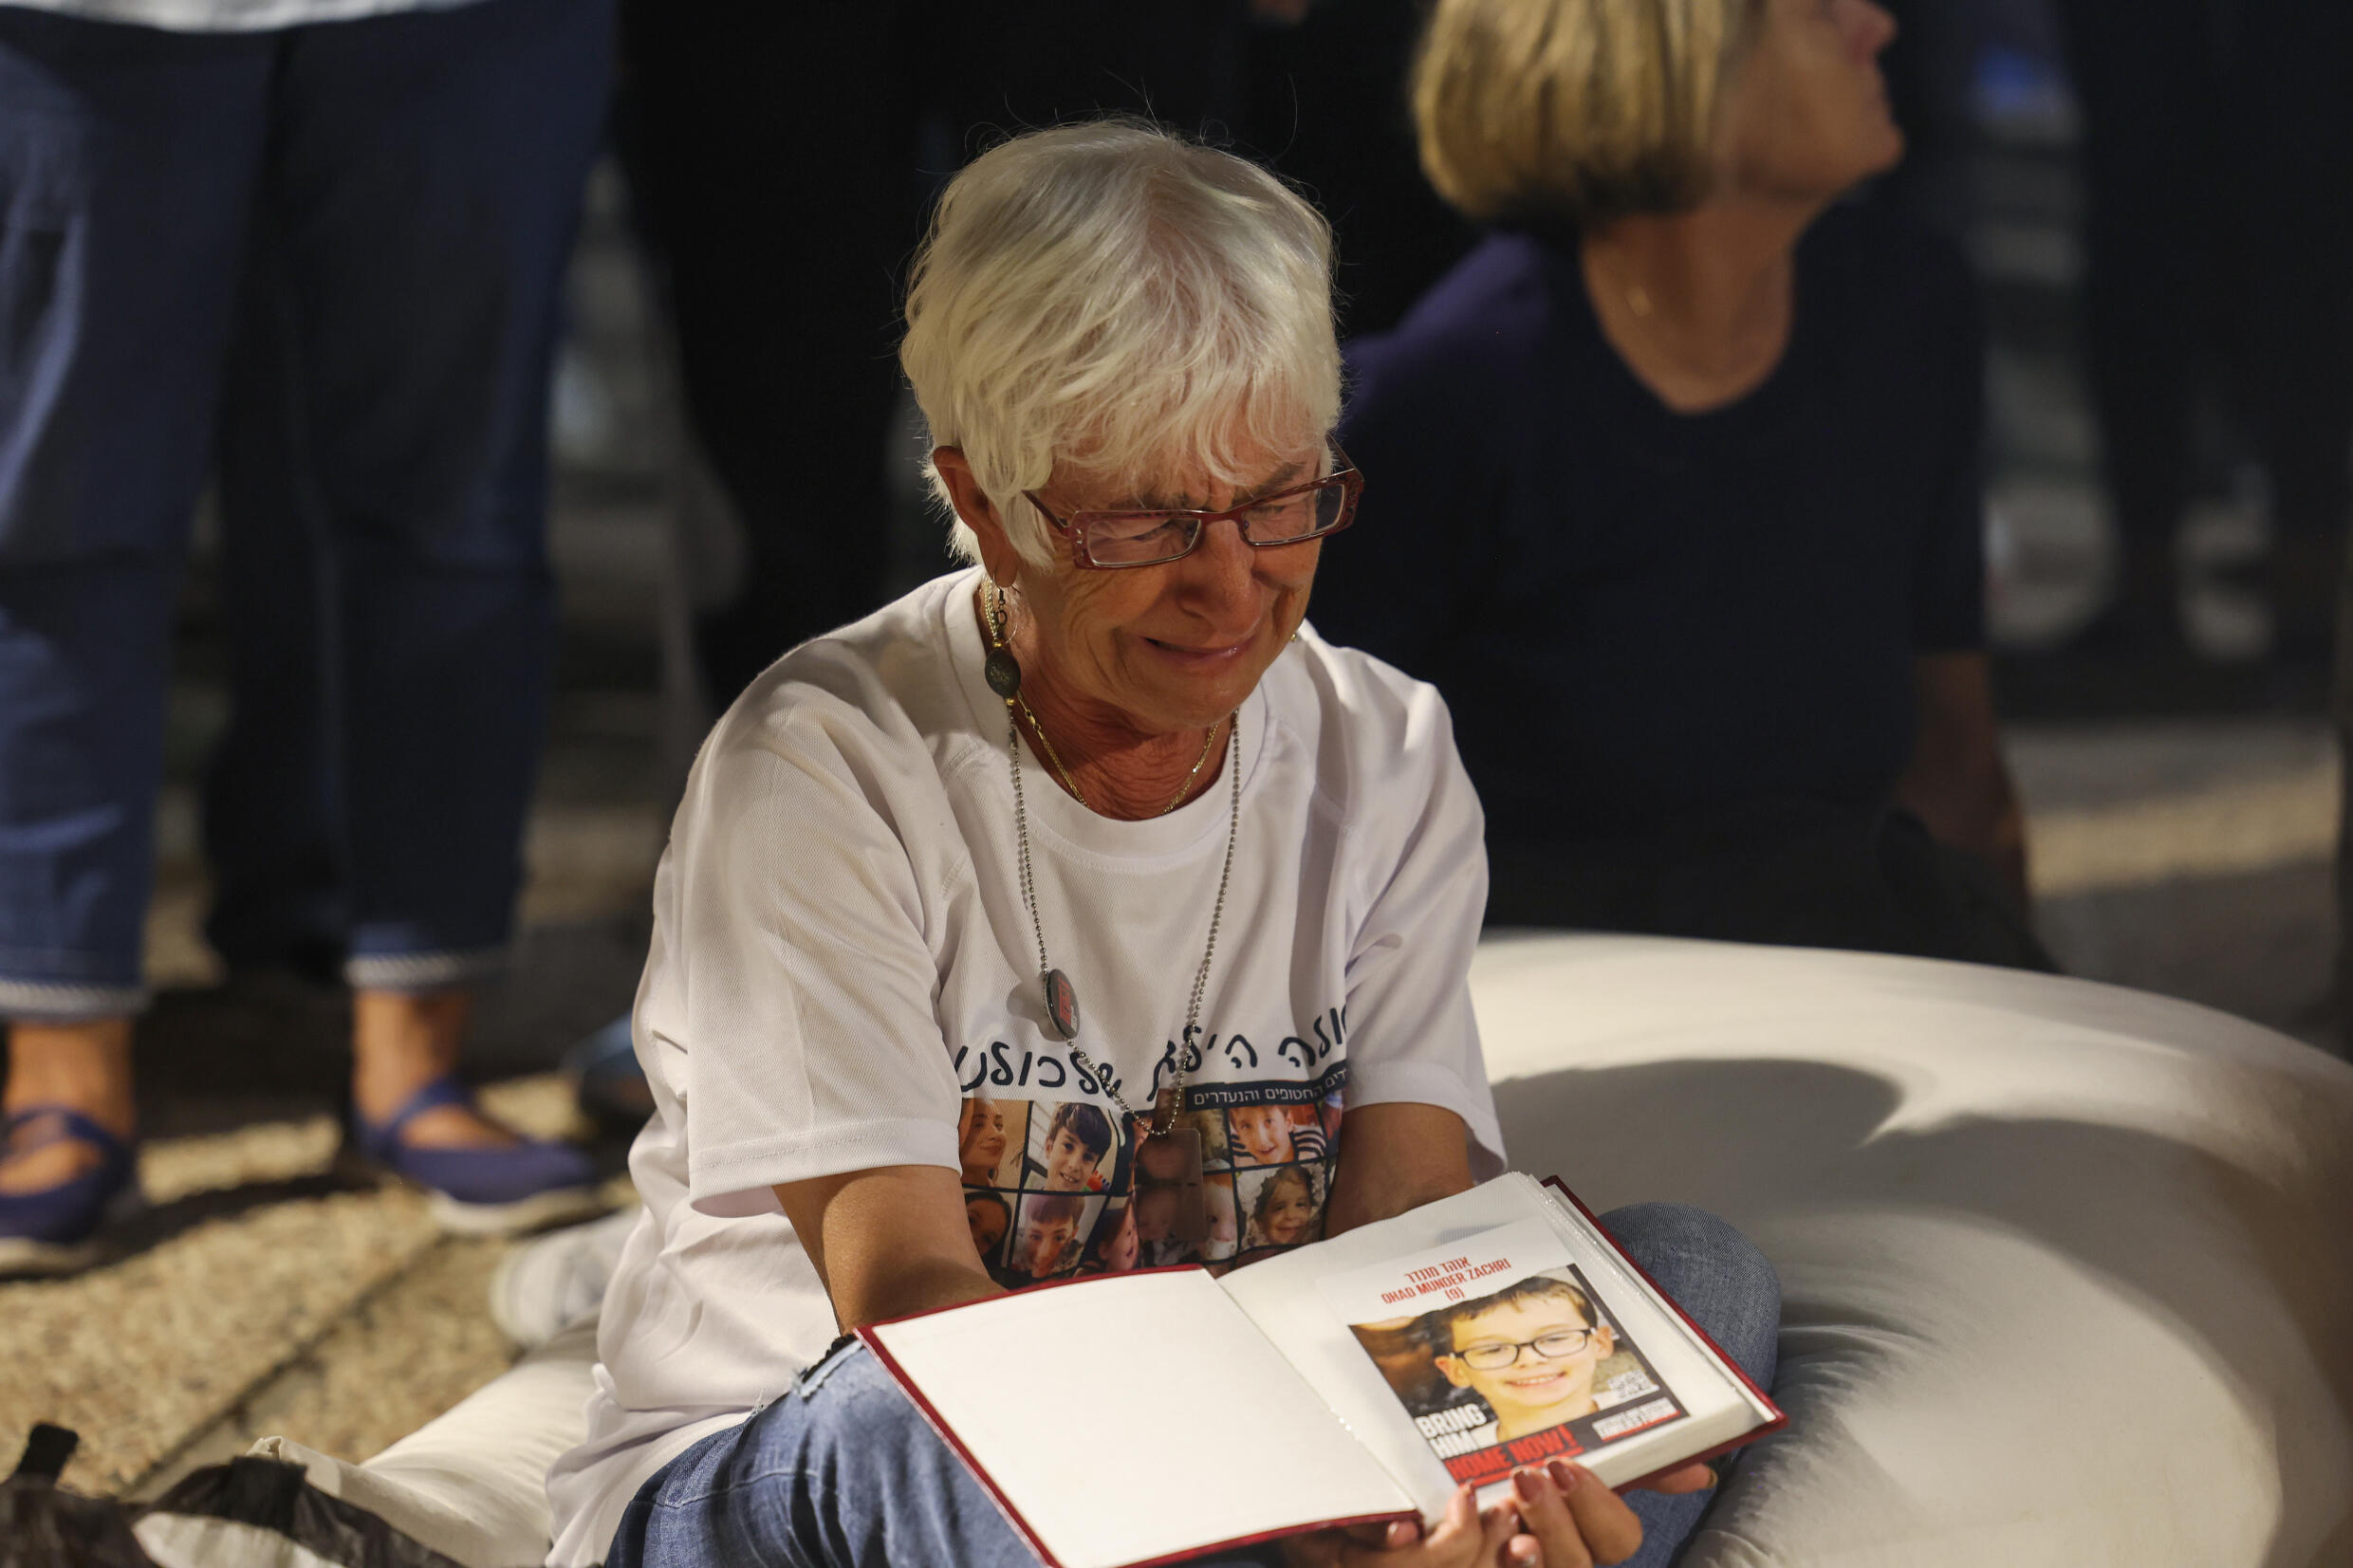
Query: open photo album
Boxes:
[{"xmin": 858, "ymin": 1172, "xmax": 1785, "ymax": 1568}]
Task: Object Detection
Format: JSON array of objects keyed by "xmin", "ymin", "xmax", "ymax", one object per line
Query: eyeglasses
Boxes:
[
  {"xmin": 1450, "ymin": 1328, "xmax": 1600, "ymax": 1371},
  {"xmin": 1025, "ymin": 445, "xmax": 1363, "ymax": 569}
]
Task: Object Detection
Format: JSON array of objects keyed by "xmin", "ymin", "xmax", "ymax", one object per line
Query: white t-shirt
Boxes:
[
  {"xmin": 0, "ymin": 0, "xmax": 483, "ymax": 32},
  {"xmin": 545, "ymin": 569, "xmax": 1506, "ymax": 1566}
]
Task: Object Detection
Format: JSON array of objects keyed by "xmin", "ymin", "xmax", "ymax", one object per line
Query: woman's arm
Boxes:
[
  {"xmin": 1324, "ymin": 1102, "xmax": 1475, "ymax": 1238},
  {"xmin": 1895, "ymin": 650, "xmax": 2029, "ymax": 909},
  {"xmin": 774, "ymin": 1165, "xmax": 1005, "ymax": 1330}
]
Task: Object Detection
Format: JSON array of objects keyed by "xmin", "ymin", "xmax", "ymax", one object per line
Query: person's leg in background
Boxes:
[
  {"xmin": 201, "ymin": 329, "xmax": 343, "ymax": 984},
  {"xmin": 614, "ymin": 0, "xmax": 907, "ymax": 714},
  {"xmin": 205, "ymin": 0, "xmax": 617, "ymax": 1230},
  {"xmin": 2217, "ymin": 0, "xmax": 2353, "ymax": 1030},
  {"xmin": 1241, "ymin": 0, "xmax": 1476, "ymax": 341},
  {"xmin": 2227, "ymin": 0, "xmax": 2353, "ymax": 661},
  {"xmin": 2050, "ymin": 0, "xmax": 2221, "ymax": 656},
  {"xmin": 0, "ymin": 14, "xmax": 273, "ymax": 1270}
]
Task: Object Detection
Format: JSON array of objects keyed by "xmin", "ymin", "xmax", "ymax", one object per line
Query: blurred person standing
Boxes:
[
  {"xmin": 0, "ymin": 0, "xmax": 616, "ymax": 1272},
  {"xmin": 1310, "ymin": 0, "xmax": 2048, "ymax": 967},
  {"xmin": 1241, "ymin": 0, "xmax": 1477, "ymax": 340},
  {"xmin": 617, "ymin": 0, "xmax": 1252, "ymax": 713},
  {"xmin": 2052, "ymin": 0, "xmax": 2353, "ymax": 661},
  {"xmin": 549, "ymin": 0, "xmax": 1258, "ymax": 1125}
]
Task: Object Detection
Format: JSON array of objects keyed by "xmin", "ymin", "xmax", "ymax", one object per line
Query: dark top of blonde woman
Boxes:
[{"xmin": 1312, "ymin": 201, "xmax": 1984, "ymax": 861}]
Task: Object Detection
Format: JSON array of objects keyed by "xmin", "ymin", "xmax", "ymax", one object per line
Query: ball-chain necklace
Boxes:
[{"xmin": 983, "ymin": 582, "xmax": 1238, "ymax": 1137}]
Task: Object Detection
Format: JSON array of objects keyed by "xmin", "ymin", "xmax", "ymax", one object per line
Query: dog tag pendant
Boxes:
[
  {"xmin": 1153, "ymin": 1127, "xmax": 1209, "ymax": 1243},
  {"xmin": 984, "ymin": 648, "xmax": 1023, "ymax": 700},
  {"xmin": 1042, "ymin": 969, "xmax": 1079, "ymax": 1041}
]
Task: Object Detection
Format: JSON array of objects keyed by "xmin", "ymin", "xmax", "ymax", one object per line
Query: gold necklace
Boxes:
[{"xmin": 983, "ymin": 584, "xmax": 1226, "ymax": 818}]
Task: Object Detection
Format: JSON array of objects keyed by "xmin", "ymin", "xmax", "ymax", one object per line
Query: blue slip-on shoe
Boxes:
[
  {"xmin": 0, "ymin": 1108, "xmax": 143, "ymax": 1279},
  {"xmin": 352, "ymin": 1076, "xmax": 606, "ymax": 1237}
]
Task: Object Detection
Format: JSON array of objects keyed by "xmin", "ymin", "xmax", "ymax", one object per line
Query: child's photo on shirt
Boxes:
[
  {"xmin": 956, "ymin": 1094, "xmax": 1029, "ymax": 1190},
  {"xmin": 1227, "ymin": 1101, "xmax": 1325, "ymax": 1168},
  {"xmin": 964, "ymin": 1190, "xmax": 1013, "ymax": 1268},
  {"xmin": 1005, "ymin": 1192, "xmax": 1101, "ymax": 1282},
  {"xmin": 1236, "ymin": 1163, "xmax": 1325, "ymax": 1254},
  {"xmin": 1028, "ymin": 1100, "xmax": 1117, "ymax": 1192}
]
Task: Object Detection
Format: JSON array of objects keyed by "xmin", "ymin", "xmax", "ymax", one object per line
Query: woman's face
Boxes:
[
  {"xmin": 1715, "ymin": 0, "xmax": 1902, "ymax": 204},
  {"xmin": 959, "ymin": 1098, "xmax": 1008, "ymax": 1182},
  {"xmin": 956, "ymin": 433, "xmax": 1327, "ymax": 738},
  {"xmin": 966, "ymin": 1196, "xmax": 1008, "ymax": 1258}
]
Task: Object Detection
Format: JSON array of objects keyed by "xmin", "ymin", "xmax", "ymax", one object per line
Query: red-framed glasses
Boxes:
[{"xmin": 1024, "ymin": 444, "xmax": 1363, "ymax": 569}]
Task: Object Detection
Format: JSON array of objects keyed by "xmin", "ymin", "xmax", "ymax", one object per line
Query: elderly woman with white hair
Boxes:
[{"xmin": 544, "ymin": 121, "xmax": 1778, "ymax": 1568}]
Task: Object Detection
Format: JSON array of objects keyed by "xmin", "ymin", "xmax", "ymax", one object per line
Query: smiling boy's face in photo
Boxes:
[
  {"xmin": 1015, "ymin": 1208, "xmax": 1079, "ymax": 1275},
  {"xmin": 1436, "ymin": 1285, "xmax": 1615, "ymax": 1437},
  {"xmin": 1042, "ymin": 1123, "xmax": 1102, "ymax": 1190},
  {"xmin": 1230, "ymin": 1104, "xmax": 1293, "ymax": 1165}
]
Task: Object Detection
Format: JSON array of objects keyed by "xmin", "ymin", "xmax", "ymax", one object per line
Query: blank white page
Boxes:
[{"xmin": 866, "ymin": 1270, "xmax": 1413, "ymax": 1568}]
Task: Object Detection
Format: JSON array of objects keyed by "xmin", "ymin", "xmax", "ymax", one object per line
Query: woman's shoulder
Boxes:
[
  {"xmin": 1348, "ymin": 231, "xmax": 1566, "ymax": 390},
  {"xmin": 693, "ymin": 574, "xmax": 981, "ymax": 798},
  {"xmin": 1265, "ymin": 629, "xmax": 1473, "ymax": 821}
]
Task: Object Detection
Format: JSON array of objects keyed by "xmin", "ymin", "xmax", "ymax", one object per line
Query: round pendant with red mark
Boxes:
[{"xmin": 1043, "ymin": 968, "xmax": 1080, "ymax": 1041}]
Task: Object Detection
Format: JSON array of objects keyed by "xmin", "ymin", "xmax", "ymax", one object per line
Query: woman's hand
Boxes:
[
  {"xmin": 1279, "ymin": 1484, "xmax": 1515, "ymax": 1568},
  {"xmin": 1498, "ymin": 1459, "xmax": 1713, "ymax": 1567},
  {"xmin": 1281, "ymin": 1462, "xmax": 1714, "ymax": 1568}
]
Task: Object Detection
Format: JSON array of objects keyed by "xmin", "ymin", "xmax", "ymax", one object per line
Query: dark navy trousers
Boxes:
[{"xmin": 0, "ymin": 0, "xmax": 613, "ymax": 1018}]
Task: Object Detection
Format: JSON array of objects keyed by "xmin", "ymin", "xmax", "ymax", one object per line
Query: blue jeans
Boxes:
[
  {"xmin": 606, "ymin": 1204, "xmax": 1781, "ymax": 1568},
  {"xmin": 0, "ymin": 0, "xmax": 612, "ymax": 1020}
]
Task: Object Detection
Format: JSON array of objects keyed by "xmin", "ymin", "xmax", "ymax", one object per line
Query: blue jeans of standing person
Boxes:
[
  {"xmin": 0, "ymin": 0, "xmax": 614, "ymax": 1020},
  {"xmin": 606, "ymin": 1204, "xmax": 1781, "ymax": 1568}
]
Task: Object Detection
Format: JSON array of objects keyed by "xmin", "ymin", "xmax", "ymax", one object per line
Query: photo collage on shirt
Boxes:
[{"xmin": 955, "ymin": 1064, "xmax": 1346, "ymax": 1287}]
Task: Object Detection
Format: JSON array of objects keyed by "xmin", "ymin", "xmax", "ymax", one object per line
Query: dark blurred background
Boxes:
[
  {"xmin": 146, "ymin": 0, "xmax": 2326, "ymax": 1077},
  {"xmin": 13, "ymin": 0, "xmax": 2349, "ymax": 1502}
]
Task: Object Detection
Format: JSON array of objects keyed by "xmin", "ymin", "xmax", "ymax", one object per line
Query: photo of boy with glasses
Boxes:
[{"xmin": 1417, "ymin": 1268, "xmax": 1675, "ymax": 1451}]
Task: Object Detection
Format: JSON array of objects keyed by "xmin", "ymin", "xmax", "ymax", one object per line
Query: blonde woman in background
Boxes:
[{"xmin": 1312, "ymin": 0, "xmax": 2046, "ymax": 972}]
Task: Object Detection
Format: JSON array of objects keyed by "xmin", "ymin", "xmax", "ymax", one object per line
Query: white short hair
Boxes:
[{"xmin": 901, "ymin": 120, "xmax": 1341, "ymax": 568}]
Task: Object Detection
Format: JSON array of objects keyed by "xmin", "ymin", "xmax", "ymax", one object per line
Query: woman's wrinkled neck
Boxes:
[
  {"xmin": 975, "ymin": 581, "xmax": 1226, "ymax": 822},
  {"xmin": 1578, "ymin": 196, "xmax": 1818, "ymax": 412}
]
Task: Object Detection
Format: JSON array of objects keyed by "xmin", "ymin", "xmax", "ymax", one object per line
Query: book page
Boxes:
[
  {"xmin": 863, "ymin": 1269, "xmax": 1413, "ymax": 1568},
  {"xmin": 1317, "ymin": 1218, "xmax": 1688, "ymax": 1487},
  {"xmin": 1218, "ymin": 1174, "xmax": 1774, "ymax": 1516}
]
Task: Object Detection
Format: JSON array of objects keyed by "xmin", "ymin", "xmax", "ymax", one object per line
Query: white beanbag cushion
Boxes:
[
  {"xmin": 252, "ymin": 935, "xmax": 2353, "ymax": 1565},
  {"xmin": 1473, "ymin": 933, "xmax": 2353, "ymax": 1567},
  {"xmin": 242, "ymin": 1319, "xmax": 598, "ymax": 1568}
]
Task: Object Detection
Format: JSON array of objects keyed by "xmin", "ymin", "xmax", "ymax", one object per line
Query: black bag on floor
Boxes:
[
  {"xmin": 138, "ymin": 1457, "xmax": 468, "ymax": 1568},
  {"xmin": 0, "ymin": 1426, "xmax": 156, "ymax": 1568}
]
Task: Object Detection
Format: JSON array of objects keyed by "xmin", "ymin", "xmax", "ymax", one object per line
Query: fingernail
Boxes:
[
  {"xmin": 1511, "ymin": 1539, "xmax": 1540, "ymax": 1564},
  {"xmin": 1513, "ymin": 1468, "xmax": 1541, "ymax": 1502},
  {"xmin": 1548, "ymin": 1459, "xmax": 1580, "ymax": 1492}
]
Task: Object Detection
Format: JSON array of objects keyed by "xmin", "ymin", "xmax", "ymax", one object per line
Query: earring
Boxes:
[{"xmin": 983, "ymin": 584, "xmax": 1024, "ymax": 700}]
